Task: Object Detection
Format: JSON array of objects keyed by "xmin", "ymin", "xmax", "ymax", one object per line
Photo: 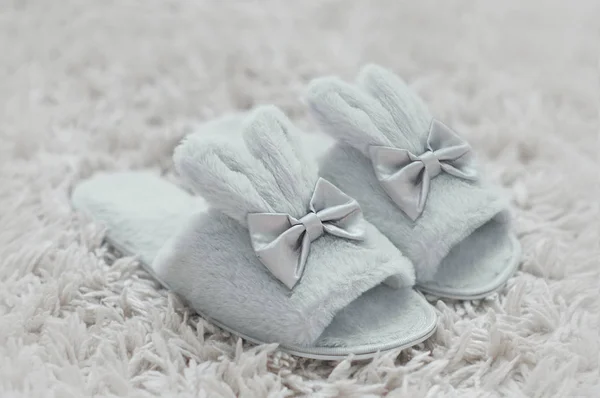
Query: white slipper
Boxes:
[
  {"xmin": 72, "ymin": 106, "xmax": 437, "ymax": 359},
  {"xmin": 306, "ymin": 65, "xmax": 521, "ymax": 300}
]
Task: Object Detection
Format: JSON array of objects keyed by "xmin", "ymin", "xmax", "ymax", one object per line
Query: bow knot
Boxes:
[
  {"xmin": 418, "ymin": 150, "xmax": 442, "ymax": 177},
  {"xmin": 370, "ymin": 120, "xmax": 477, "ymax": 221},
  {"xmin": 248, "ymin": 178, "xmax": 366, "ymax": 289},
  {"xmin": 300, "ymin": 212, "xmax": 324, "ymax": 242}
]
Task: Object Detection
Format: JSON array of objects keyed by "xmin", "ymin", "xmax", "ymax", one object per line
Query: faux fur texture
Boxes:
[
  {"xmin": 71, "ymin": 172, "xmax": 202, "ymax": 270},
  {"xmin": 174, "ymin": 106, "xmax": 318, "ymax": 224},
  {"xmin": 162, "ymin": 107, "xmax": 421, "ymax": 346},
  {"xmin": 71, "ymin": 170, "xmax": 433, "ymax": 350},
  {"xmin": 307, "ymin": 66, "xmax": 432, "ymax": 157},
  {"xmin": 321, "ymin": 143, "xmax": 521, "ymax": 296},
  {"xmin": 307, "ymin": 67, "xmax": 520, "ymax": 296},
  {"xmin": 1, "ymin": 0, "xmax": 598, "ymax": 396},
  {"xmin": 154, "ymin": 210, "xmax": 429, "ymax": 349}
]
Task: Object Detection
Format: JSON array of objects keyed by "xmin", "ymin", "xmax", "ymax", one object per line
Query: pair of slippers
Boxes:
[{"xmin": 72, "ymin": 65, "xmax": 520, "ymax": 360}]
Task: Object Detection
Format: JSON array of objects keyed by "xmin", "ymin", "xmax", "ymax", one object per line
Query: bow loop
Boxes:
[
  {"xmin": 248, "ymin": 178, "xmax": 366, "ymax": 289},
  {"xmin": 370, "ymin": 120, "xmax": 478, "ymax": 221}
]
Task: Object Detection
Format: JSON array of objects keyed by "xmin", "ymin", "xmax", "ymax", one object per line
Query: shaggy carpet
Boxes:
[{"xmin": 1, "ymin": 1, "xmax": 598, "ymax": 397}]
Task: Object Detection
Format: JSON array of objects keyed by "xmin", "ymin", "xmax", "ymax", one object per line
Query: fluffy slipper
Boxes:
[
  {"xmin": 306, "ymin": 65, "xmax": 521, "ymax": 300},
  {"xmin": 71, "ymin": 106, "xmax": 437, "ymax": 359}
]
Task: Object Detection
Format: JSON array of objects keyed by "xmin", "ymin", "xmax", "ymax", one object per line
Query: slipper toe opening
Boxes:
[
  {"xmin": 314, "ymin": 286, "xmax": 437, "ymax": 355},
  {"xmin": 417, "ymin": 216, "xmax": 521, "ymax": 299}
]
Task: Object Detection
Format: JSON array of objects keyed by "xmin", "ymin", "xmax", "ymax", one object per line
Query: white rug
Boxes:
[{"xmin": 1, "ymin": 1, "xmax": 598, "ymax": 396}]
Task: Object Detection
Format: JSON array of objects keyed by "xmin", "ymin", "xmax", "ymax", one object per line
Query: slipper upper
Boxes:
[
  {"xmin": 151, "ymin": 106, "xmax": 415, "ymax": 347},
  {"xmin": 306, "ymin": 65, "xmax": 512, "ymax": 282}
]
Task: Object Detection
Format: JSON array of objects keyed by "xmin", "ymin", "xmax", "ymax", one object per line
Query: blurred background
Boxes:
[{"xmin": 1, "ymin": 1, "xmax": 597, "ymax": 171}]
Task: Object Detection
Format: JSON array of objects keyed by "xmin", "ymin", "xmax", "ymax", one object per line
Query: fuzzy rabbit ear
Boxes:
[
  {"xmin": 306, "ymin": 77, "xmax": 414, "ymax": 156},
  {"xmin": 243, "ymin": 106, "xmax": 319, "ymax": 218},
  {"xmin": 356, "ymin": 64, "xmax": 433, "ymax": 152},
  {"xmin": 174, "ymin": 132, "xmax": 289, "ymax": 226},
  {"xmin": 174, "ymin": 107, "xmax": 325, "ymax": 226}
]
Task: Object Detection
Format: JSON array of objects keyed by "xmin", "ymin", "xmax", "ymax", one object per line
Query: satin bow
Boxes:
[
  {"xmin": 369, "ymin": 120, "xmax": 478, "ymax": 221},
  {"xmin": 247, "ymin": 178, "xmax": 366, "ymax": 289}
]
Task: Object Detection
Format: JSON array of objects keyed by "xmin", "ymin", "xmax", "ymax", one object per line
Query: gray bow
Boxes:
[
  {"xmin": 247, "ymin": 178, "xmax": 366, "ymax": 289},
  {"xmin": 369, "ymin": 120, "xmax": 478, "ymax": 221}
]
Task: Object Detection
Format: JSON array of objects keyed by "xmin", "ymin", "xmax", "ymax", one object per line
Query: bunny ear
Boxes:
[
  {"xmin": 357, "ymin": 64, "xmax": 433, "ymax": 152},
  {"xmin": 243, "ymin": 106, "xmax": 317, "ymax": 218},
  {"xmin": 306, "ymin": 77, "xmax": 414, "ymax": 155},
  {"xmin": 174, "ymin": 134, "xmax": 285, "ymax": 226}
]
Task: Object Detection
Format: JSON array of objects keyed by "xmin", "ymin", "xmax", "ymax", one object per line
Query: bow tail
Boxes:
[
  {"xmin": 297, "ymin": 233, "xmax": 311, "ymax": 283},
  {"xmin": 249, "ymin": 214, "xmax": 309, "ymax": 289},
  {"xmin": 379, "ymin": 162, "xmax": 428, "ymax": 221},
  {"xmin": 415, "ymin": 172, "xmax": 431, "ymax": 217}
]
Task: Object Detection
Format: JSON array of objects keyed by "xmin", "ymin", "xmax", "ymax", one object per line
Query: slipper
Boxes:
[
  {"xmin": 305, "ymin": 65, "xmax": 521, "ymax": 300},
  {"xmin": 71, "ymin": 106, "xmax": 437, "ymax": 359}
]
